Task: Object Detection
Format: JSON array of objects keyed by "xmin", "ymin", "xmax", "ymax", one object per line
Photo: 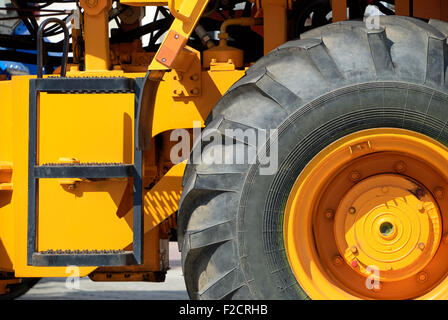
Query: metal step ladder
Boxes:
[{"xmin": 27, "ymin": 18, "xmax": 145, "ymax": 267}]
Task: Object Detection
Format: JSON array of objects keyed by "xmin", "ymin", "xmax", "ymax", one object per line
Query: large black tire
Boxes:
[
  {"xmin": 0, "ymin": 278, "xmax": 40, "ymax": 300},
  {"xmin": 178, "ymin": 16, "xmax": 448, "ymax": 299}
]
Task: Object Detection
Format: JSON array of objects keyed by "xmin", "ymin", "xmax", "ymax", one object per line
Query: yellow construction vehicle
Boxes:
[{"xmin": 2, "ymin": 0, "xmax": 448, "ymax": 300}]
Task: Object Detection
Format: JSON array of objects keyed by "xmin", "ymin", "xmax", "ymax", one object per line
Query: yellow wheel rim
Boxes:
[{"xmin": 284, "ymin": 128, "xmax": 448, "ymax": 299}]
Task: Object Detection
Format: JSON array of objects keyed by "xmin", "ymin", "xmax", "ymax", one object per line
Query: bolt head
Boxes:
[
  {"xmin": 333, "ymin": 255, "xmax": 343, "ymax": 266},
  {"xmin": 418, "ymin": 242, "xmax": 425, "ymax": 250},
  {"xmin": 325, "ymin": 209, "xmax": 334, "ymax": 219},
  {"xmin": 86, "ymin": 0, "xmax": 98, "ymax": 7},
  {"xmin": 350, "ymin": 246, "xmax": 358, "ymax": 254},
  {"xmin": 417, "ymin": 272, "xmax": 428, "ymax": 283},
  {"xmin": 349, "ymin": 207, "xmax": 356, "ymax": 214},
  {"xmin": 349, "ymin": 170, "xmax": 361, "ymax": 182},
  {"xmin": 434, "ymin": 187, "xmax": 444, "ymax": 200},
  {"xmin": 394, "ymin": 161, "xmax": 407, "ymax": 173}
]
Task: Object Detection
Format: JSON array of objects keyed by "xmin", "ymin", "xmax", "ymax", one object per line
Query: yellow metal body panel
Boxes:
[
  {"xmin": 36, "ymin": 92, "xmax": 135, "ymax": 251},
  {"xmin": 38, "ymin": 92, "xmax": 134, "ymax": 164},
  {"xmin": 151, "ymin": 69, "xmax": 245, "ymax": 137},
  {"xmin": 0, "ymin": 80, "xmax": 15, "ymax": 272},
  {"xmin": 1, "ymin": 76, "xmax": 94, "ymax": 277},
  {"xmin": 143, "ymin": 161, "xmax": 185, "ymax": 231}
]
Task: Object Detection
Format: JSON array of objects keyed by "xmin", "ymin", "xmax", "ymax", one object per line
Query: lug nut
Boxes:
[
  {"xmin": 325, "ymin": 209, "xmax": 334, "ymax": 219},
  {"xmin": 333, "ymin": 255, "xmax": 343, "ymax": 266},
  {"xmin": 417, "ymin": 271, "xmax": 428, "ymax": 283},
  {"xmin": 434, "ymin": 187, "xmax": 444, "ymax": 200},
  {"xmin": 349, "ymin": 170, "xmax": 361, "ymax": 182},
  {"xmin": 394, "ymin": 161, "xmax": 407, "ymax": 173},
  {"xmin": 349, "ymin": 207, "xmax": 357, "ymax": 214}
]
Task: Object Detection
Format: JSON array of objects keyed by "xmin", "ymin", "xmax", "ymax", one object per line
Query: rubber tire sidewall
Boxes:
[{"xmin": 238, "ymin": 82, "xmax": 448, "ymax": 299}]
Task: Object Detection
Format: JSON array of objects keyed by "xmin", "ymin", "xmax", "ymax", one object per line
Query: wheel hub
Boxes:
[
  {"xmin": 284, "ymin": 129, "xmax": 448, "ymax": 299},
  {"xmin": 334, "ymin": 174, "xmax": 442, "ymax": 281}
]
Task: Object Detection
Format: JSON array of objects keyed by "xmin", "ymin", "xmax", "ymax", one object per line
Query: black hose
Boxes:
[{"xmin": 110, "ymin": 17, "xmax": 173, "ymax": 44}]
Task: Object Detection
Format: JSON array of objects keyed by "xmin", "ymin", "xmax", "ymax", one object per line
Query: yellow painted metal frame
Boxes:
[{"xmin": 0, "ymin": 0, "xmax": 292, "ymax": 280}]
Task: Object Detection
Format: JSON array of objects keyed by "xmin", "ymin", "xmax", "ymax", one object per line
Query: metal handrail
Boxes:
[{"xmin": 37, "ymin": 18, "xmax": 69, "ymax": 79}]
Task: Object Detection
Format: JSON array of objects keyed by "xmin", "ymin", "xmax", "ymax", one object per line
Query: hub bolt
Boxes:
[
  {"xmin": 434, "ymin": 187, "xmax": 444, "ymax": 200},
  {"xmin": 349, "ymin": 170, "xmax": 361, "ymax": 182},
  {"xmin": 325, "ymin": 209, "xmax": 334, "ymax": 219},
  {"xmin": 417, "ymin": 272, "xmax": 428, "ymax": 283},
  {"xmin": 333, "ymin": 255, "xmax": 343, "ymax": 266},
  {"xmin": 394, "ymin": 161, "xmax": 407, "ymax": 173}
]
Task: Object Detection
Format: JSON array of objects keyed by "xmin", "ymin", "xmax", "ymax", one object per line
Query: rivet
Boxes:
[
  {"xmin": 382, "ymin": 186, "xmax": 389, "ymax": 193},
  {"xmin": 190, "ymin": 88, "xmax": 200, "ymax": 95},
  {"xmin": 349, "ymin": 207, "xmax": 356, "ymax": 214},
  {"xmin": 350, "ymin": 246, "xmax": 358, "ymax": 254},
  {"xmin": 418, "ymin": 242, "xmax": 425, "ymax": 250}
]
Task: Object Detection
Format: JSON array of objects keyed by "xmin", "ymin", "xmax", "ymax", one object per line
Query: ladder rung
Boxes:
[
  {"xmin": 34, "ymin": 164, "xmax": 134, "ymax": 179},
  {"xmin": 32, "ymin": 251, "xmax": 136, "ymax": 266}
]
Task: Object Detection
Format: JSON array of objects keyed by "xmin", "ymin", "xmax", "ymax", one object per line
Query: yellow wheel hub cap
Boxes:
[{"xmin": 334, "ymin": 174, "xmax": 442, "ymax": 282}]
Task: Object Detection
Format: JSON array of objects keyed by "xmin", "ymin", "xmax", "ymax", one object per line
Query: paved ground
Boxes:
[{"xmin": 19, "ymin": 242, "xmax": 189, "ymax": 300}]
